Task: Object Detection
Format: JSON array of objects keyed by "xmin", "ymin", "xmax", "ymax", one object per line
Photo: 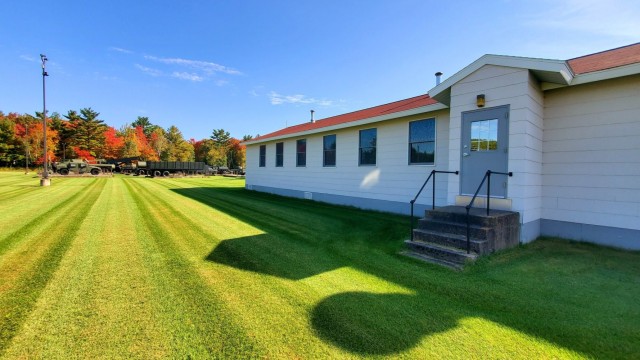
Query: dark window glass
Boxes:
[
  {"xmin": 296, "ymin": 139, "xmax": 306, "ymax": 167},
  {"xmin": 323, "ymin": 135, "xmax": 336, "ymax": 167},
  {"xmin": 259, "ymin": 145, "xmax": 266, "ymax": 167},
  {"xmin": 409, "ymin": 119, "xmax": 436, "ymax": 164},
  {"xmin": 359, "ymin": 128, "xmax": 377, "ymax": 165},
  {"xmin": 275, "ymin": 142, "xmax": 284, "ymax": 167}
]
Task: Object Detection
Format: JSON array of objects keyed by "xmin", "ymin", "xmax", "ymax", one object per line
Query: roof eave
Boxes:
[
  {"xmin": 570, "ymin": 62, "xmax": 640, "ymax": 86},
  {"xmin": 244, "ymin": 102, "xmax": 448, "ymax": 145},
  {"xmin": 428, "ymin": 54, "xmax": 574, "ymax": 105}
]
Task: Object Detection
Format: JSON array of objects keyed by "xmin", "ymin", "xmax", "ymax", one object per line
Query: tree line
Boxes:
[{"xmin": 0, "ymin": 108, "xmax": 251, "ymax": 169}]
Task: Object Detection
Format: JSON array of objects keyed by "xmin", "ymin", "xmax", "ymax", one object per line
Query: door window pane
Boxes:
[{"xmin": 471, "ymin": 119, "xmax": 498, "ymax": 151}]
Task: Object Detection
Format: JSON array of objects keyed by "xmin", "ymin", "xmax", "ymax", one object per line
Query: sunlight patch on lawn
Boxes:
[
  {"xmin": 416, "ymin": 316, "xmax": 587, "ymax": 359},
  {"xmin": 300, "ymin": 266, "xmax": 415, "ymax": 297}
]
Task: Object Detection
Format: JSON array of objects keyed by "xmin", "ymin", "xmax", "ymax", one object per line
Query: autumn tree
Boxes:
[
  {"xmin": 131, "ymin": 116, "xmax": 154, "ymax": 138},
  {"xmin": 162, "ymin": 126, "xmax": 194, "ymax": 161},
  {"xmin": 67, "ymin": 108, "xmax": 106, "ymax": 158},
  {"xmin": 103, "ymin": 126, "xmax": 124, "ymax": 159},
  {"xmin": 211, "ymin": 129, "xmax": 231, "ymax": 147},
  {"xmin": 227, "ymin": 138, "xmax": 246, "ymax": 169},
  {"xmin": 119, "ymin": 126, "xmax": 139, "ymax": 158},
  {"xmin": 148, "ymin": 127, "xmax": 167, "ymax": 160},
  {"xmin": 50, "ymin": 113, "xmax": 74, "ymax": 160},
  {"xmin": 134, "ymin": 126, "xmax": 157, "ymax": 160},
  {"xmin": 0, "ymin": 113, "xmax": 22, "ymax": 166}
]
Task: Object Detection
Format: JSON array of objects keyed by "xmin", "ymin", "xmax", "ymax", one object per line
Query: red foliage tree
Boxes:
[
  {"xmin": 73, "ymin": 146, "xmax": 95, "ymax": 162},
  {"xmin": 103, "ymin": 126, "xmax": 124, "ymax": 159},
  {"xmin": 135, "ymin": 126, "xmax": 157, "ymax": 160}
]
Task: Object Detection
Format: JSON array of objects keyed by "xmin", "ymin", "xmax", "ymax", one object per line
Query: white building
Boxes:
[{"xmin": 244, "ymin": 43, "xmax": 640, "ymax": 250}]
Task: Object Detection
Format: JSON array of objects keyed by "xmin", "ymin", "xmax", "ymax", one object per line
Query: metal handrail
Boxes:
[
  {"xmin": 464, "ymin": 170, "xmax": 513, "ymax": 253},
  {"xmin": 410, "ymin": 170, "xmax": 459, "ymax": 240}
]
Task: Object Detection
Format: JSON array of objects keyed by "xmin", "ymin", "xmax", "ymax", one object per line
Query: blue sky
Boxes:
[{"xmin": 2, "ymin": 0, "xmax": 639, "ymax": 140}]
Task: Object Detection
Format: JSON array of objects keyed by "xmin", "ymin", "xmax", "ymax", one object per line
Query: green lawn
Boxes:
[{"xmin": 0, "ymin": 172, "xmax": 638, "ymax": 359}]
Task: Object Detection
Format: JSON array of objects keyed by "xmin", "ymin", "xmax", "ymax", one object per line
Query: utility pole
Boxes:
[{"xmin": 40, "ymin": 54, "xmax": 51, "ymax": 186}]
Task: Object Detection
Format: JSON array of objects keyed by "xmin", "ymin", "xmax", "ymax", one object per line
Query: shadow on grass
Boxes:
[
  {"xmin": 173, "ymin": 186, "xmax": 640, "ymax": 358},
  {"xmin": 207, "ymin": 234, "xmax": 343, "ymax": 280}
]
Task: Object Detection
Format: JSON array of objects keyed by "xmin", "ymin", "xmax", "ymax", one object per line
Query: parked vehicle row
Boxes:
[{"xmin": 51, "ymin": 158, "xmax": 243, "ymax": 177}]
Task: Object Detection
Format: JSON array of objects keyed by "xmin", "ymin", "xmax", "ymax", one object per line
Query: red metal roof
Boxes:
[
  {"xmin": 252, "ymin": 94, "xmax": 438, "ymax": 142},
  {"xmin": 568, "ymin": 42, "xmax": 640, "ymax": 75}
]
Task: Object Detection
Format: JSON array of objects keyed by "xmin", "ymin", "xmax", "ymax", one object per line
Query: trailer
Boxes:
[{"xmin": 142, "ymin": 161, "xmax": 214, "ymax": 177}]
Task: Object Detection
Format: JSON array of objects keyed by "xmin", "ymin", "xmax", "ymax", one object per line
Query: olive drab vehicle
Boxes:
[{"xmin": 53, "ymin": 159, "xmax": 104, "ymax": 176}]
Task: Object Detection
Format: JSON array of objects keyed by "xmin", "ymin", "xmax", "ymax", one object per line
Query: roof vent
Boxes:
[
  {"xmin": 310, "ymin": 109, "xmax": 315, "ymax": 123},
  {"xmin": 435, "ymin": 72, "xmax": 443, "ymax": 86}
]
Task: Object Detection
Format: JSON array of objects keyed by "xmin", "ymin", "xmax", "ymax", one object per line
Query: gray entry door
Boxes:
[{"xmin": 461, "ymin": 105, "xmax": 509, "ymax": 197}]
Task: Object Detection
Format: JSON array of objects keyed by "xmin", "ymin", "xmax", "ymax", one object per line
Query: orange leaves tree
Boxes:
[{"xmin": 103, "ymin": 127, "xmax": 124, "ymax": 159}]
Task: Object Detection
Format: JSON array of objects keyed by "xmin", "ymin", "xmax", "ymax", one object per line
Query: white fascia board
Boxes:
[
  {"xmin": 570, "ymin": 62, "xmax": 640, "ymax": 86},
  {"xmin": 429, "ymin": 54, "xmax": 573, "ymax": 103},
  {"xmin": 243, "ymin": 102, "xmax": 448, "ymax": 146}
]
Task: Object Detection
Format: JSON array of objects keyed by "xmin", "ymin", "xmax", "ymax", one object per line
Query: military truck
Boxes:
[
  {"xmin": 53, "ymin": 159, "xmax": 103, "ymax": 176},
  {"xmin": 87, "ymin": 159, "xmax": 116, "ymax": 173}
]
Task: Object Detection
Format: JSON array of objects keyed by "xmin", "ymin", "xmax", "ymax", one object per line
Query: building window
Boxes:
[
  {"xmin": 409, "ymin": 118, "xmax": 436, "ymax": 164},
  {"xmin": 323, "ymin": 134, "xmax": 336, "ymax": 167},
  {"xmin": 259, "ymin": 145, "xmax": 266, "ymax": 167},
  {"xmin": 359, "ymin": 128, "xmax": 377, "ymax": 166},
  {"xmin": 275, "ymin": 142, "xmax": 284, "ymax": 167},
  {"xmin": 296, "ymin": 139, "xmax": 306, "ymax": 167}
]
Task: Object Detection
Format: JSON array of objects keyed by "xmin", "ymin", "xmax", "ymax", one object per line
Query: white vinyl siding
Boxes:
[
  {"xmin": 449, "ymin": 65, "xmax": 544, "ymax": 233},
  {"xmin": 245, "ymin": 110, "xmax": 450, "ymax": 207},
  {"xmin": 542, "ymin": 74, "xmax": 640, "ymax": 231}
]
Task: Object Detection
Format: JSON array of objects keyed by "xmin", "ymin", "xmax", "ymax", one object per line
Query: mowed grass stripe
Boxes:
[
  {"xmin": 0, "ymin": 179, "xmax": 88, "ymax": 248},
  {"xmin": 123, "ymin": 178, "xmax": 265, "ymax": 358},
  {"xmin": 0, "ymin": 179, "xmax": 105, "ymax": 288},
  {"xmin": 146, "ymin": 178, "xmax": 420, "ymax": 358},
  {"xmin": 127, "ymin": 179, "xmax": 350, "ymax": 358},
  {"xmin": 0, "ymin": 179, "xmax": 106, "ymax": 355},
  {"xmin": 0, "ymin": 175, "xmax": 59, "ymax": 201},
  {"xmin": 0, "ymin": 174, "xmax": 38, "ymax": 188},
  {"xmin": 0, "ymin": 185, "xmax": 39, "ymax": 200},
  {"xmin": 2, "ymin": 177, "xmax": 172, "ymax": 359},
  {"xmin": 156, "ymin": 179, "xmax": 362, "ymax": 249}
]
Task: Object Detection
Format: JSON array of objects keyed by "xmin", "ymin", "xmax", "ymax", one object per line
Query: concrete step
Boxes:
[
  {"xmin": 417, "ymin": 218, "xmax": 495, "ymax": 241},
  {"xmin": 400, "ymin": 251, "xmax": 464, "ymax": 270},
  {"xmin": 404, "ymin": 240, "xmax": 478, "ymax": 265},
  {"xmin": 412, "ymin": 229, "xmax": 490, "ymax": 254},
  {"xmin": 425, "ymin": 205, "xmax": 519, "ymax": 227}
]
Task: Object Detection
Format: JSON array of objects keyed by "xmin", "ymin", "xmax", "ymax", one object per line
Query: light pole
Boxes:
[
  {"xmin": 40, "ymin": 54, "xmax": 51, "ymax": 186},
  {"xmin": 24, "ymin": 118, "xmax": 29, "ymax": 174}
]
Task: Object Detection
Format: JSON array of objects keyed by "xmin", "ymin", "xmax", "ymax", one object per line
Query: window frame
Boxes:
[
  {"xmin": 259, "ymin": 145, "xmax": 266, "ymax": 167},
  {"xmin": 408, "ymin": 118, "xmax": 436, "ymax": 165},
  {"xmin": 275, "ymin": 142, "xmax": 284, "ymax": 167},
  {"xmin": 323, "ymin": 134, "xmax": 337, "ymax": 167},
  {"xmin": 358, "ymin": 128, "xmax": 377, "ymax": 166},
  {"xmin": 296, "ymin": 139, "xmax": 306, "ymax": 167}
]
